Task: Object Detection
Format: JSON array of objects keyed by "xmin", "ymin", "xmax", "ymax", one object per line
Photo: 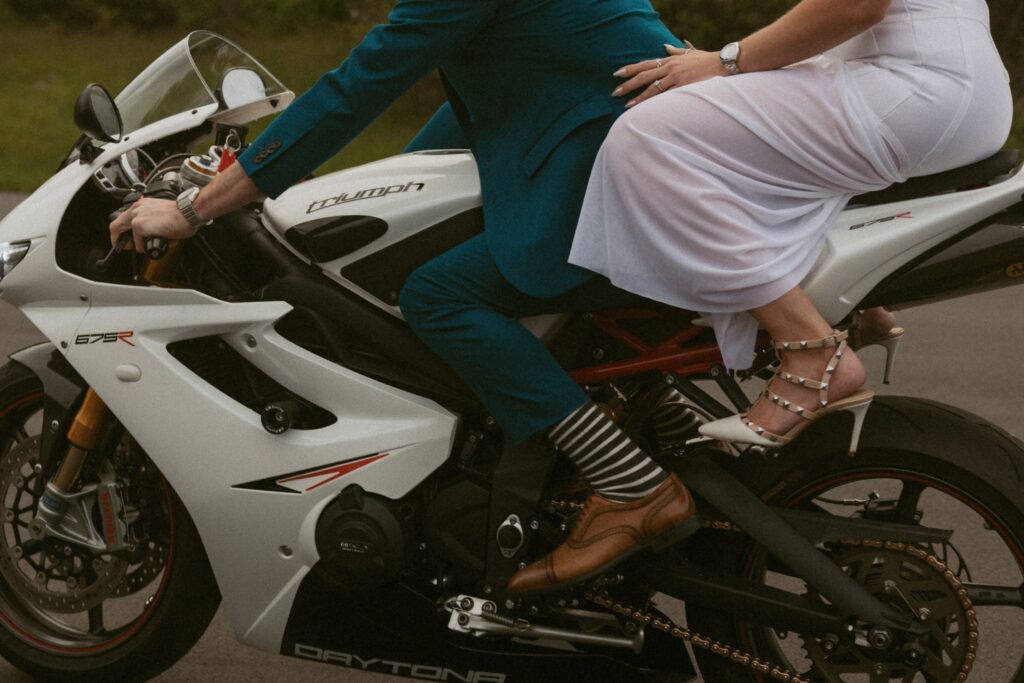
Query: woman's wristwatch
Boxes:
[
  {"xmin": 176, "ymin": 187, "xmax": 212, "ymax": 230},
  {"xmin": 719, "ymin": 42, "xmax": 743, "ymax": 75}
]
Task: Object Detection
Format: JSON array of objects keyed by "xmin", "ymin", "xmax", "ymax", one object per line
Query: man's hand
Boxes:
[{"xmin": 109, "ymin": 198, "xmax": 197, "ymax": 253}]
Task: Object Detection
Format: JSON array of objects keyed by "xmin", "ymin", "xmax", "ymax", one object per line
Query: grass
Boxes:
[
  {"xmin": 0, "ymin": 21, "xmax": 445, "ymax": 192},
  {"xmin": 0, "ymin": 20, "xmax": 1020, "ymax": 193}
]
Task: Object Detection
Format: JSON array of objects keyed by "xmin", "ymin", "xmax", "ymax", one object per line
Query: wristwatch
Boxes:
[
  {"xmin": 176, "ymin": 187, "xmax": 211, "ymax": 230},
  {"xmin": 719, "ymin": 42, "xmax": 743, "ymax": 75}
]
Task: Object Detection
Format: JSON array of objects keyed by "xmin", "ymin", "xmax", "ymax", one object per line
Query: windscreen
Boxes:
[{"xmin": 114, "ymin": 31, "xmax": 288, "ymax": 134}]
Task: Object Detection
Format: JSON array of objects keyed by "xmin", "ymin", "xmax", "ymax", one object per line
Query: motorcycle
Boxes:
[{"xmin": 0, "ymin": 31, "xmax": 1023, "ymax": 683}]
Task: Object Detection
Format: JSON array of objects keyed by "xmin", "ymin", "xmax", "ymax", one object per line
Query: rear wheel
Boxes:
[
  {"xmin": 0, "ymin": 361, "xmax": 221, "ymax": 682},
  {"xmin": 684, "ymin": 404, "xmax": 1024, "ymax": 682}
]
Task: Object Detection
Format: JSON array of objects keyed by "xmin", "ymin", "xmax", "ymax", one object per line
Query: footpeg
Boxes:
[{"xmin": 446, "ymin": 595, "xmax": 643, "ymax": 653}]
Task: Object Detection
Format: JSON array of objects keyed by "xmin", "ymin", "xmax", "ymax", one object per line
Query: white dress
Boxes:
[{"xmin": 569, "ymin": 0, "xmax": 1013, "ymax": 369}]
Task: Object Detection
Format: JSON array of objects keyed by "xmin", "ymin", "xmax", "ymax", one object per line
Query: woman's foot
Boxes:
[
  {"xmin": 700, "ymin": 330, "xmax": 873, "ymax": 455},
  {"xmin": 745, "ymin": 333, "xmax": 867, "ymax": 438},
  {"xmin": 506, "ymin": 474, "xmax": 699, "ymax": 595},
  {"xmin": 850, "ymin": 307, "xmax": 902, "ymax": 350}
]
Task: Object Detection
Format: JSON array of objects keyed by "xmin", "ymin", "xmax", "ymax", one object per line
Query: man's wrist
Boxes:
[{"xmin": 176, "ymin": 187, "xmax": 211, "ymax": 230}]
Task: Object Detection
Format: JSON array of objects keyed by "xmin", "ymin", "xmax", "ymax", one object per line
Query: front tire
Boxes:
[
  {"xmin": 0, "ymin": 361, "xmax": 221, "ymax": 682},
  {"xmin": 684, "ymin": 397, "xmax": 1024, "ymax": 682}
]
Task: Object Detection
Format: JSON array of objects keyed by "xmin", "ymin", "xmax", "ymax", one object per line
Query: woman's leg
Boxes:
[{"xmin": 746, "ymin": 287, "xmax": 867, "ymax": 435}]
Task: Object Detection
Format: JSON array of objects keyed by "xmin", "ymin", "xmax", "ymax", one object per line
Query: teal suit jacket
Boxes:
[{"xmin": 239, "ymin": 0, "xmax": 681, "ymax": 297}]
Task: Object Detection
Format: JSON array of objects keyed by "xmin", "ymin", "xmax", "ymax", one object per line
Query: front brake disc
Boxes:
[{"xmin": 0, "ymin": 436, "xmax": 128, "ymax": 613}]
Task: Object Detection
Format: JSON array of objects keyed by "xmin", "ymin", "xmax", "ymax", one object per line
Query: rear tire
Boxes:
[
  {"xmin": 683, "ymin": 397, "xmax": 1024, "ymax": 682},
  {"xmin": 0, "ymin": 361, "xmax": 221, "ymax": 682}
]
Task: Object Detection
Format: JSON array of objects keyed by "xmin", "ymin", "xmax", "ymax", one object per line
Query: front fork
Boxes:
[{"xmin": 30, "ymin": 389, "xmax": 135, "ymax": 554}]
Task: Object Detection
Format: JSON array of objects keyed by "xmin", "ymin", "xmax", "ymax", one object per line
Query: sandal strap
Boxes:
[
  {"xmin": 773, "ymin": 330, "xmax": 848, "ymax": 352},
  {"xmin": 777, "ymin": 371, "xmax": 829, "ymax": 391},
  {"xmin": 818, "ymin": 339, "xmax": 847, "ymax": 408},
  {"xmin": 762, "ymin": 390, "xmax": 820, "ymax": 420},
  {"xmin": 742, "ymin": 417, "xmax": 785, "ymax": 443},
  {"xmin": 767, "ymin": 329, "xmax": 848, "ymax": 413}
]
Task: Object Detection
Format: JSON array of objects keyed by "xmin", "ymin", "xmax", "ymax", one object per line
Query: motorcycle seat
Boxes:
[{"xmin": 853, "ymin": 149, "xmax": 1021, "ymax": 207}]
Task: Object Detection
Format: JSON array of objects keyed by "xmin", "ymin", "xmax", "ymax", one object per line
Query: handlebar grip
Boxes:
[{"xmin": 144, "ymin": 237, "xmax": 169, "ymax": 261}]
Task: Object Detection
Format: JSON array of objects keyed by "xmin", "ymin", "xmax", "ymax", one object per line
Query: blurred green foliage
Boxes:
[
  {"xmin": 0, "ymin": 13, "xmax": 441, "ymax": 191},
  {"xmin": 1, "ymin": 0, "xmax": 353, "ymax": 31},
  {"xmin": 0, "ymin": 0, "xmax": 1019, "ymax": 192}
]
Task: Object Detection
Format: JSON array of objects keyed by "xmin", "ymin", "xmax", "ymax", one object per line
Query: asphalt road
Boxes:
[{"xmin": 1, "ymin": 191, "xmax": 1023, "ymax": 682}]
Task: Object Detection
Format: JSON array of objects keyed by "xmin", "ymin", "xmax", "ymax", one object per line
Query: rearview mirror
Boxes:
[
  {"xmin": 217, "ymin": 68, "xmax": 267, "ymax": 110},
  {"xmin": 73, "ymin": 83, "xmax": 123, "ymax": 144}
]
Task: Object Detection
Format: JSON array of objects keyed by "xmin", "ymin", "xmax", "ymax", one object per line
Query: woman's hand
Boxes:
[
  {"xmin": 613, "ymin": 44, "xmax": 728, "ymax": 108},
  {"xmin": 109, "ymin": 198, "xmax": 197, "ymax": 253}
]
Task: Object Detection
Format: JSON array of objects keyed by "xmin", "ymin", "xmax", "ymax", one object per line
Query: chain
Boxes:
[{"xmin": 549, "ymin": 503, "xmax": 979, "ymax": 682}]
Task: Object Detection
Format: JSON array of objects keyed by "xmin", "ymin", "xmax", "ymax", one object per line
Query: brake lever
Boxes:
[
  {"xmin": 95, "ymin": 187, "xmax": 151, "ymax": 272},
  {"xmin": 95, "ymin": 232, "xmax": 133, "ymax": 273}
]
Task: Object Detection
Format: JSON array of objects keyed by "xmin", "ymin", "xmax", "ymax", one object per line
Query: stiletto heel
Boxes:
[
  {"xmin": 876, "ymin": 333, "xmax": 903, "ymax": 385},
  {"xmin": 844, "ymin": 400, "xmax": 872, "ymax": 457},
  {"xmin": 700, "ymin": 329, "xmax": 874, "ymax": 451}
]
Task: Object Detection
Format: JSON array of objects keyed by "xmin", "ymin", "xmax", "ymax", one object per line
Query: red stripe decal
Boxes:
[{"xmin": 278, "ymin": 453, "xmax": 388, "ymax": 492}]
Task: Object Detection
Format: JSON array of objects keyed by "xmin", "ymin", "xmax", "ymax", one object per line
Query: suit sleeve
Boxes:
[
  {"xmin": 239, "ymin": 0, "xmax": 498, "ymax": 198},
  {"xmin": 404, "ymin": 103, "xmax": 470, "ymax": 152}
]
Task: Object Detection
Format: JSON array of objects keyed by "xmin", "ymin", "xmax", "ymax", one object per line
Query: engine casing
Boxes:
[{"xmin": 313, "ymin": 486, "xmax": 415, "ymax": 590}]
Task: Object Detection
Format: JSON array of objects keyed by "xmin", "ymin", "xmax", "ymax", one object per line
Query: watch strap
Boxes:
[
  {"xmin": 176, "ymin": 188, "xmax": 209, "ymax": 230},
  {"xmin": 720, "ymin": 42, "xmax": 743, "ymax": 76}
]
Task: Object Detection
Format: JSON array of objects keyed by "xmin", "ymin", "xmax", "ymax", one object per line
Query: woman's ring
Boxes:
[
  {"xmin": 655, "ymin": 58, "xmax": 663, "ymax": 69},
  {"xmin": 654, "ymin": 79, "xmax": 664, "ymax": 92}
]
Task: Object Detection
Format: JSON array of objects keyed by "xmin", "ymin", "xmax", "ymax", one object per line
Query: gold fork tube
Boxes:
[
  {"xmin": 51, "ymin": 389, "xmax": 112, "ymax": 493},
  {"xmin": 142, "ymin": 239, "xmax": 183, "ymax": 284}
]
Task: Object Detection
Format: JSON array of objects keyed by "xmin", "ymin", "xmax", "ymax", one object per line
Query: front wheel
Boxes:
[
  {"xmin": 685, "ymin": 398, "xmax": 1024, "ymax": 682},
  {"xmin": 0, "ymin": 361, "xmax": 221, "ymax": 682}
]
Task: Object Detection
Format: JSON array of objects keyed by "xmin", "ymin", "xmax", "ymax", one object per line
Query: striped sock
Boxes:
[
  {"xmin": 621, "ymin": 382, "xmax": 702, "ymax": 450},
  {"xmin": 548, "ymin": 402, "xmax": 668, "ymax": 502},
  {"xmin": 649, "ymin": 386, "xmax": 702, "ymax": 450}
]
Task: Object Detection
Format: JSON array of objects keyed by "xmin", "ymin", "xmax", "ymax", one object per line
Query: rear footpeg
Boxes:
[{"xmin": 447, "ymin": 595, "xmax": 644, "ymax": 653}]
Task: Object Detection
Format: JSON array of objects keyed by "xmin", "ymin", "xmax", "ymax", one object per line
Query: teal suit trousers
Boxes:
[{"xmin": 401, "ymin": 235, "xmax": 639, "ymax": 441}]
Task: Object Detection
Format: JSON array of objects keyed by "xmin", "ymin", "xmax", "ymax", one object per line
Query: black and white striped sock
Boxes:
[
  {"xmin": 620, "ymin": 382, "xmax": 702, "ymax": 450},
  {"xmin": 548, "ymin": 402, "xmax": 668, "ymax": 502},
  {"xmin": 649, "ymin": 386, "xmax": 702, "ymax": 449}
]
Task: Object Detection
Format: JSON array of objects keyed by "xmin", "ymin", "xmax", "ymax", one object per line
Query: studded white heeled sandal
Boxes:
[{"xmin": 699, "ymin": 330, "xmax": 874, "ymax": 456}]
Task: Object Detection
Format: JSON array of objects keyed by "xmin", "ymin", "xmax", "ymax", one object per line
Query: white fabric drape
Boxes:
[{"xmin": 570, "ymin": 0, "xmax": 1012, "ymax": 368}]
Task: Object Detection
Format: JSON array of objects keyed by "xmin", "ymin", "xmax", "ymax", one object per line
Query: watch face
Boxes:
[{"xmin": 721, "ymin": 42, "xmax": 740, "ymax": 62}]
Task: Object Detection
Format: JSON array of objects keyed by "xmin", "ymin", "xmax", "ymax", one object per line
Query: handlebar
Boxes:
[
  {"xmin": 144, "ymin": 237, "xmax": 170, "ymax": 261},
  {"xmin": 96, "ymin": 140, "xmax": 243, "ymax": 274},
  {"xmin": 95, "ymin": 185, "xmax": 174, "ymax": 271}
]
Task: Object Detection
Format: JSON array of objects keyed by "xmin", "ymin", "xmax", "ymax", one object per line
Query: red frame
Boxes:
[{"xmin": 568, "ymin": 309, "xmax": 769, "ymax": 385}]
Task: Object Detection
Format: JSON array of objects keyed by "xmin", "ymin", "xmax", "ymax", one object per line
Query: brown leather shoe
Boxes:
[{"xmin": 507, "ymin": 474, "xmax": 699, "ymax": 595}]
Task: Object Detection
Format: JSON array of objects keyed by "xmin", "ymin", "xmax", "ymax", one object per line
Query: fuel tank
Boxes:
[{"xmin": 262, "ymin": 151, "xmax": 483, "ymax": 312}]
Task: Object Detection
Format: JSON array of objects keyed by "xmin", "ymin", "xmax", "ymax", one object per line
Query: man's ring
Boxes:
[{"xmin": 654, "ymin": 79, "xmax": 664, "ymax": 92}]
